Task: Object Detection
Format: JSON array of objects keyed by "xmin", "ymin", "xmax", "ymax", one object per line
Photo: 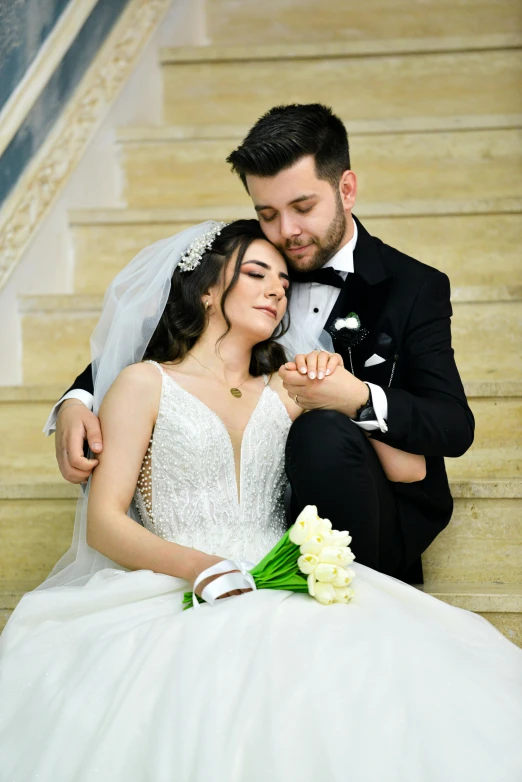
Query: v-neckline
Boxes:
[{"xmin": 159, "ymin": 369, "xmax": 269, "ymax": 506}]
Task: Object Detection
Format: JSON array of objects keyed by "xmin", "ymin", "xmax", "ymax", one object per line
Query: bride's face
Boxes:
[{"xmin": 213, "ymin": 238, "xmax": 290, "ymax": 342}]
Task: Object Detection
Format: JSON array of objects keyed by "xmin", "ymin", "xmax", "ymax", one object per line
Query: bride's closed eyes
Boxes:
[{"xmin": 241, "ymin": 261, "xmax": 290, "ymax": 292}]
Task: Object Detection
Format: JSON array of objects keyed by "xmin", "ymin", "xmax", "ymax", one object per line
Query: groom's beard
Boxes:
[{"xmin": 280, "ymin": 194, "xmax": 347, "ymax": 272}]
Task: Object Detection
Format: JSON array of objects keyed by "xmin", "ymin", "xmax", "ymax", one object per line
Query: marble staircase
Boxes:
[{"xmin": 1, "ymin": 0, "xmax": 521, "ymax": 643}]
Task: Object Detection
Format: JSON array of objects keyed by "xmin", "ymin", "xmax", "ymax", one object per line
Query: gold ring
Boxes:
[{"xmin": 294, "ymin": 394, "xmax": 299, "ymax": 405}]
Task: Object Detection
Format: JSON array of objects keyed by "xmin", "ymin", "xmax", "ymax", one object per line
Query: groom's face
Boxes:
[{"xmin": 246, "ymin": 155, "xmax": 354, "ymax": 272}]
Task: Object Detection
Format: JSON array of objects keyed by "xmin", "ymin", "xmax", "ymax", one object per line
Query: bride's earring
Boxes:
[{"xmin": 204, "ymin": 300, "xmax": 210, "ymax": 310}]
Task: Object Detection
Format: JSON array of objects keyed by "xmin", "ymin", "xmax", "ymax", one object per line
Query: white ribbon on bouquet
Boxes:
[{"xmin": 192, "ymin": 559, "xmax": 257, "ymax": 609}]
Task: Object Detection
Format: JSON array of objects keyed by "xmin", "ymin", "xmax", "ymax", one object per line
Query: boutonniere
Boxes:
[
  {"xmin": 328, "ymin": 312, "xmax": 369, "ymax": 376},
  {"xmin": 329, "ymin": 312, "xmax": 369, "ymax": 347}
]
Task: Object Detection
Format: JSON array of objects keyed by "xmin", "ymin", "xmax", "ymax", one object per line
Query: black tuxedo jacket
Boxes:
[
  {"xmin": 64, "ymin": 216, "xmax": 474, "ymax": 571},
  {"xmin": 322, "ymin": 216, "xmax": 474, "ymax": 569}
]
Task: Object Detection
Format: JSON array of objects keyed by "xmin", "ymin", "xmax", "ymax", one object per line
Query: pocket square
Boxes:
[
  {"xmin": 364, "ymin": 353, "xmax": 386, "ymax": 368},
  {"xmin": 374, "ymin": 332, "xmax": 396, "ymax": 359}
]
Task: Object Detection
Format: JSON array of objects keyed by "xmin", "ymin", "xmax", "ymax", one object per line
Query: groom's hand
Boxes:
[
  {"xmin": 279, "ymin": 363, "xmax": 369, "ymax": 419},
  {"xmin": 55, "ymin": 401, "xmax": 102, "ymax": 483}
]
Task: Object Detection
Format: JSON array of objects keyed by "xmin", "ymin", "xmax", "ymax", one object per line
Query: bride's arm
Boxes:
[
  {"xmin": 369, "ymin": 438, "xmax": 426, "ymax": 483},
  {"xmin": 87, "ymin": 363, "xmax": 218, "ymax": 582}
]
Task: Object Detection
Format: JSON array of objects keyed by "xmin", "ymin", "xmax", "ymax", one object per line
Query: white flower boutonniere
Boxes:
[
  {"xmin": 328, "ymin": 312, "xmax": 369, "ymax": 374},
  {"xmin": 333, "ymin": 312, "xmax": 361, "ymax": 332},
  {"xmin": 329, "ymin": 311, "xmax": 369, "ymax": 348}
]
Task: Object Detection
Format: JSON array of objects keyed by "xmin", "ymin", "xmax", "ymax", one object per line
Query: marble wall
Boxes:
[
  {"xmin": 0, "ymin": 0, "xmax": 70, "ymax": 110},
  {"xmin": 0, "ymin": 0, "xmax": 130, "ymax": 208}
]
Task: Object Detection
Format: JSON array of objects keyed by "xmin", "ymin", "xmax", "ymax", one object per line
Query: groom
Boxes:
[{"xmin": 46, "ymin": 103, "xmax": 474, "ymax": 583}]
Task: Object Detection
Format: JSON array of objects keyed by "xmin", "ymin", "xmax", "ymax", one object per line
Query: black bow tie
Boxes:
[{"xmin": 290, "ymin": 267, "xmax": 344, "ymax": 289}]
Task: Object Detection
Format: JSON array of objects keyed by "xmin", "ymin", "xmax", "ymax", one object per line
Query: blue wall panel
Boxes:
[
  {"xmin": 0, "ymin": 0, "xmax": 71, "ymax": 110},
  {"xmin": 0, "ymin": 0, "xmax": 130, "ymax": 207}
]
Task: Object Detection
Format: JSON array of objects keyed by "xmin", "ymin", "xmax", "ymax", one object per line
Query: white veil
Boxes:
[
  {"xmin": 277, "ymin": 301, "xmax": 334, "ymax": 359},
  {"xmin": 37, "ymin": 221, "xmax": 222, "ymax": 590}
]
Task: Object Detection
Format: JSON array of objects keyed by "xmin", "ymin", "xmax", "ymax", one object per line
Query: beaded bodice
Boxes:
[{"xmin": 134, "ymin": 362, "xmax": 292, "ymax": 563}]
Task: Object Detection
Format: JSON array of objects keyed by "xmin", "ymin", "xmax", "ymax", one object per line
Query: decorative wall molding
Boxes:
[
  {"xmin": 0, "ymin": 0, "xmax": 99, "ymax": 159},
  {"xmin": 0, "ymin": 0, "xmax": 173, "ymax": 292}
]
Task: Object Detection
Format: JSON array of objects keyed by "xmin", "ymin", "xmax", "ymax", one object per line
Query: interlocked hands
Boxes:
[{"xmin": 278, "ymin": 349, "xmax": 369, "ymax": 418}]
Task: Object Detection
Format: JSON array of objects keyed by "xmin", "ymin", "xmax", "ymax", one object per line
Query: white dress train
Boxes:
[{"xmin": 0, "ymin": 363, "xmax": 521, "ymax": 782}]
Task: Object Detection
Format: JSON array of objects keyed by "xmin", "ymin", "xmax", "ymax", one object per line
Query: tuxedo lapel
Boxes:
[{"xmin": 324, "ymin": 216, "xmax": 393, "ymax": 376}]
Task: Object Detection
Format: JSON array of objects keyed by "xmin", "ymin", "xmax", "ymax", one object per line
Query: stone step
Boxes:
[
  {"xmin": 20, "ymin": 296, "xmax": 101, "ymax": 386},
  {"xmin": 165, "ymin": 34, "xmax": 522, "ymax": 62},
  {"xmin": 0, "ymin": 496, "xmax": 76, "ymax": 583},
  {"xmin": 417, "ymin": 583, "xmax": 522, "ymax": 647},
  {"xmin": 70, "ymin": 205, "xmax": 522, "ymax": 294},
  {"xmin": 445, "ymin": 393, "xmax": 522, "ymax": 481},
  {"xmin": 160, "ymin": 37, "xmax": 522, "ymax": 125},
  {"xmin": 116, "ymin": 113, "xmax": 522, "ymax": 141},
  {"xmin": 0, "ymin": 480, "xmax": 520, "ymax": 636},
  {"xmin": 117, "ymin": 125, "xmax": 522, "ymax": 209},
  {"xmin": 0, "ymin": 386, "xmax": 63, "ymax": 483},
  {"xmin": 3, "ymin": 383, "xmax": 520, "ymax": 482},
  {"xmin": 446, "ymin": 448, "xmax": 521, "ymax": 480},
  {"xmin": 422, "ymin": 484, "xmax": 522, "ymax": 584},
  {"xmin": 18, "ymin": 294, "xmax": 522, "ymax": 385},
  {"xmin": 205, "ymin": 0, "xmax": 522, "ymax": 46}
]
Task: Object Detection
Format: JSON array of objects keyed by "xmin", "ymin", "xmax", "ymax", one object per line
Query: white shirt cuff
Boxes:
[
  {"xmin": 351, "ymin": 382, "xmax": 388, "ymax": 434},
  {"xmin": 43, "ymin": 389, "xmax": 94, "ymax": 435}
]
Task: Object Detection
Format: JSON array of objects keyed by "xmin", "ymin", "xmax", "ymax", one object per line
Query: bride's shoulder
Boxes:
[
  {"xmin": 98, "ymin": 362, "xmax": 162, "ymax": 425},
  {"xmin": 105, "ymin": 362, "xmax": 162, "ymax": 406},
  {"xmin": 116, "ymin": 361, "xmax": 162, "ymax": 389}
]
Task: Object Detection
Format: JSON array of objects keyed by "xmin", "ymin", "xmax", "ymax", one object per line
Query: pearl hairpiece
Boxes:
[{"xmin": 178, "ymin": 221, "xmax": 228, "ymax": 272}]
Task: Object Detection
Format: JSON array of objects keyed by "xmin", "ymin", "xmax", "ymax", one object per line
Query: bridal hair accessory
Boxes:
[
  {"xmin": 178, "ymin": 221, "xmax": 228, "ymax": 272},
  {"xmin": 183, "ymin": 505, "xmax": 356, "ymax": 609}
]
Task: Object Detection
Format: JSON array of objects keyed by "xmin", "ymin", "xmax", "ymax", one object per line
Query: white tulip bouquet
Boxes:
[
  {"xmin": 290, "ymin": 505, "xmax": 356, "ymax": 604},
  {"xmin": 183, "ymin": 505, "xmax": 356, "ymax": 609}
]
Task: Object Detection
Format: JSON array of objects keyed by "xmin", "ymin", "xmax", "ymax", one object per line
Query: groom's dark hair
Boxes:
[{"xmin": 227, "ymin": 104, "xmax": 350, "ymax": 190}]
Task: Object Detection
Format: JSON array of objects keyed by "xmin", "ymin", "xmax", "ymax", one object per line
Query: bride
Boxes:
[{"xmin": 0, "ymin": 220, "xmax": 520, "ymax": 781}]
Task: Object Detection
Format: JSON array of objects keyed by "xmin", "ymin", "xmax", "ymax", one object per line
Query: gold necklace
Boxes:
[{"xmin": 187, "ymin": 353, "xmax": 251, "ymax": 398}]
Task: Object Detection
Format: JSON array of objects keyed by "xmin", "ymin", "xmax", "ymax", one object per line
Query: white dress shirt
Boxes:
[
  {"xmin": 288, "ymin": 221, "xmax": 388, "ymax": 433},
  {"xmin": 44, "ymin": 221, "xmax": 387, "ymax": 435}
]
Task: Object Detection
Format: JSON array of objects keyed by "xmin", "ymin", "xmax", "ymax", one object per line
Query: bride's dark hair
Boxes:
[{"xmin": 144, "ymin": 219, "xmax": 290, "ymax": 374}]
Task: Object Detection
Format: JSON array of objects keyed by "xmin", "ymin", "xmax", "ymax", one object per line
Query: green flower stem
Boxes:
[{"xmin": 182, "ymin": 530, "xmax": 307, "ymax": 609}]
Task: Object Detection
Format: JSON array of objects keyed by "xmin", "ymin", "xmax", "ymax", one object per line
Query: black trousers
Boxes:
[{"xmin": 285, "ymin": 410, "xmax": 406, "ymax": 579}]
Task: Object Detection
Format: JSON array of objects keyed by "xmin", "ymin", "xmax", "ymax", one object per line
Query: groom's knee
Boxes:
[{"xmin": 286, "ymin": 409, "xmax": 367, "ymax": 468}]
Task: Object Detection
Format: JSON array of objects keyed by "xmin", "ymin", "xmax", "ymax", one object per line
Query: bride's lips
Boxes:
[{"xmin": 254, "ymin": 306, "xmax": 277, "ymax": 319}]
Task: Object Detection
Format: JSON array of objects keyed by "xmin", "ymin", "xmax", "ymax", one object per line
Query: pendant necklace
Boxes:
[{"xmin": 187, "ymin": 353, "xmax": 250, "ymax": 399}]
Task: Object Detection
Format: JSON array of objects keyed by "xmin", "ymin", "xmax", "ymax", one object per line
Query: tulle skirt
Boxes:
[{"xmin": 0, "ymin": 563, "xmax": 521, "ymax": 782}]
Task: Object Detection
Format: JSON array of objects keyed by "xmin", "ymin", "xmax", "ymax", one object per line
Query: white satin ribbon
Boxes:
[{"xmin": 192, "ymin": 559, "xmax": 256, "ymax": 609}]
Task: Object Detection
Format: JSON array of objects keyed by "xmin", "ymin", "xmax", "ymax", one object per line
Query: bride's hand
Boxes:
[
  {"xmin": 191, "ymin": 555, "xmax": 252, "ymax": 600},
  {"xmin": 285, "ymin": 350, "xmax": 344, "ymax": 380}
]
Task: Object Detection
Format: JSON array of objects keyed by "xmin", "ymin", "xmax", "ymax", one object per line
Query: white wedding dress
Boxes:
[{"xmin": 1, "ymin": 362, "xmax": 521, "ymax": 782}]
